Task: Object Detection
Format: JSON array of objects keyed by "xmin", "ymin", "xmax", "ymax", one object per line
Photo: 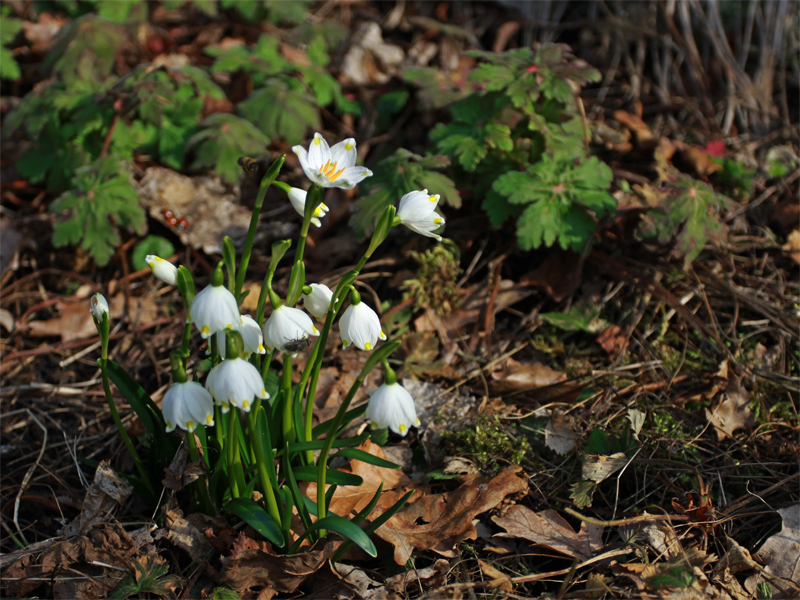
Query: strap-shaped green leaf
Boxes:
[
  {"xmin": 282, "ymin": 444, "xmax": 312, "ymax": 534},
  {"xmin": 277, "ymin": 430, "xmax": 371, "ymax": 458},
  {"xmin": 311, "ymin": 405, "xmax": 367, "ymax": 438},
  {"xmin": 106, "ymin": 359, "xmax": 163, "ymax": 435},
  {"xmin": 292, "ymin": 466, "xmax": 363, "ymax": 486},
  {"xmin": 331, "ymin": 448, "xmax": 400, "ymax": 469},
  {"xmin": 225, "ymin": 497, "xmax": 285, "ymax": 547},
  {"xmin": 292, "ymin": 515, "xmax": 377, "ymax": 557}
]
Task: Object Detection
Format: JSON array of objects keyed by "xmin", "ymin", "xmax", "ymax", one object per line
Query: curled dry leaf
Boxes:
[
  {"xmin": 582, "ymin": 452, "xmax": 629, "ymax": 484},
  {"xmin": 705, "ymin": 377, "xmax": 754, "ymax": 441},
  {"xmin": 489, "ymin": 358, "xmax": 567, "ymax": 395},
  {"xmin": 385, "ymin": 558, "xmax": 450, "ymax": 594},
  {"xmin": 596, "ymin": 324, "xmax": 628, "ymax": 358},
  {"xmin": 478, "ymin": 559, "xmax": 514, "ymax": 592},
  {"xmin": 60, "ymin": 461, "xmax": 133, "ymax": 538},
  {"xmin": 160, "ymin": 504, "xmax": 213, "ymax": 563},
  {"xmin": 374, "ymin": 467, "xmax": 528, "ymax": 565},
  {"xmin": 745, "ymin": 503, "xmax": 800, "ymax": 597},
  {"xmin": 782, "ymin": 230, "xmax": 800, "ymax": 265},
  {"xmin": 544, "ymin": 410, "xmax": 578, "ymax": 456},
  {"xmin": 492, "ymin": 505, "xmax": 603, "ymax": 561},
  {"xmin": 341, "ymin": 22, "xmax": 404, "ymax": 85},
  {"xmin": 308, "ymin": 562, "xmax": 388, "ymax": 600}
]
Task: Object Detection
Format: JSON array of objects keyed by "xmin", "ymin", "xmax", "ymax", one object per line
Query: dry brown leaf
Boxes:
[
  {"xmin": 745, "ymin": 503, "xmax": 800, "ymax": 597},
  {"xmin": 385, "ymin": 558, "xmax": 450, "ymax": 594},
  {"xmin": 489, "ymin": 358, "xmax": 566, "ymax": 395},
  {"xmin": 544, "ymin": 411, "xmax": 578, "ymax": 456},
  {"xmin": 161, "ymin": 504, "xmax": 213, "ymax": 563},
  {"xmin": 674, "ymin": 142, "xmax": 724, "ymax": 177},
  {"xmin": 614, "ymin": 110, "xmax": 655, "ymax": 143},
  {"xmin": 60, "ymin": 461, "xmax": 133, "ymax": 538},
  {"xmin": 713, "ymin": 537, "xmax": 757, "ymax": 577},
  {"xmin": 221, "ymin": 534, "xmax": 338, "ymax": 597},
  {"xmin": 23, "ymin": 13, "xmax": 67, "ymax": 51},
  {"xmin": 492, "ymin": 505, "xmax": 602, "ymax": 560},
  {"xmin": 596, "ymin": 324, "xmax": 628, "ymax": 358},
  {"xmin": 375, "ymin": 467, "xmax": 528, "ymax": 565},
  {"xmin": 782, "ymin": 230, "xmax": 800, "ymax": 264},
  {"xmin": 341, "ymin": 22, "xmax": 404, "ymax": 85},
  {"xmin": 582, "ymin": 452, "xmax": 629, "ymax": 484},
  {"xmin": 478, "ymin": 559, "xmax": 513, "ymax": 592},
  {"xmin": 705, "ymin": 377, "xmax": 754, "ymax": 441}
]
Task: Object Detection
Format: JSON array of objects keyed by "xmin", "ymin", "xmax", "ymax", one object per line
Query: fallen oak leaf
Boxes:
[
  {"xmin": 492, "ymin": 505, "xmax": 602, "ymax": 561},
  {"xmin": 373, "ymin": 467, "xmax": 528, "ymax": 565},
  {"xmin": 745, "ymin": 503, "xmax": 800, "ymax": 597}
]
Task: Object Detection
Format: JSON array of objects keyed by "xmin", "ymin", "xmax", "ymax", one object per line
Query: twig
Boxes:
[
  {"xmin": 14, "ymin": 410, "xmax": 48, "ymax": 546},
  {"xmin": 563, "ymin": 507, "xmax": 689, "ymax": 526}
]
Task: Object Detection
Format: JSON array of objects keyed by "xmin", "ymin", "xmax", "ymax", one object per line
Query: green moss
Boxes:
[
  {"xmin": 402, "ymin": 240, "xmax": 462, "ymax": 316},
  {"xmin": 440, "ymin": 416, "xmax": 531, "ymax": 475}
]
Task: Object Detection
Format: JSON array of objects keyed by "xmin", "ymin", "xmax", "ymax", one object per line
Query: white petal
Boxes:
[
  {"xmin": 329, "ymin": 138, "xmax": 358, "ymax": 168},
  {"xmin": 90, "ymin": 294, "xmax": 109, "ymax": 320},
  {"xmin": 365, "ymin": 383, "xmax": 417, "ymax": 436},
  {"xmin": 308, "ymin": 132, "xmax": 330, "ymax": 170},
  {"xmin": 162, "ymin": 381, "xmax": 214, "ymax": 433},
  {"xmin": 206, "ymin": 358, "xmax": 268, "ymax": 413},
  {"xmin": 340, "ymin": 302, "xmax": 383, "ymax": 351},
  {"xmin": 302, "ymin": 283, "xmax": 334, "ymax": 321},
  {"xmin": 190, "ymin": 284, "xmax": 241, "ymax": 339},
  {"xmin": 262, "ymin": 305, "xmax": 319, "ymax": 353},
  {"xmin": 145, "ymin": 255, "xmax": 178, "ymax": 285}
]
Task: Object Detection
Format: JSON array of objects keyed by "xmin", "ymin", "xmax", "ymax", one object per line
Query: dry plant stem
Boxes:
[{"xmin": 563, "ymin": 507, "xmax": 689, "ymax": 526}]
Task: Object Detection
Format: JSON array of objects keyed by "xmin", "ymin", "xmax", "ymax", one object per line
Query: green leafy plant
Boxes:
[
  {"xmin": 0, "ymin": 5, "xmax": 23, "ymax": 81},
  {"xmin": 440, "ymin": 416, "xmax": 530, "ymax": 475},
  {"xmin": 429, "ymin": 44, "xmax": 609, "ymax": 251},
  {"xmin": 132, "ymin": 236, "xmax": 175, "ymax": 271},
  {"xmin": 238, "ymin": 79, "xmax": 320, "ymax": 146},
  {"xmin": 50, "ymin": 157, "xmax": 145, "ymax": 265},
  {"xmin": 493, "ymin": 155, "xmax": 615, "ymax": 250},
  {"xmin": 351, "ymin": 149, "xmax": 460, "ymax": 238},
  {"xmin": 638, "ymin": 172, "xmax": 731, "ymax": 267},
  {"xmin": 402, "ymin": 241, "xmax": 462, "ymax": 315},
  {"xmin": 109, "ymin": 556, "xmax": 181, "ymax": 599},
  {"xmin": 187, "ymin": 114, "xmax": 271, "ymax": 183}
]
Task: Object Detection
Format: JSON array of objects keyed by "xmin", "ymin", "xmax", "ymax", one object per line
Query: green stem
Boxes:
[
  {"xmin": 281, "ymin": 356, "xmax": 295, "ymax": 445},
  {"xmin": 299, "ymin": 340, "xmax": 323, "ymax": 464},
  {"xmin": 100, "ymin": 358, "xmax": 154, "ymax": 494},
  {"xmin": 215, "ymin": 405, "xmax": 225, "ymax": 450},
  {"xmin": 184, "ymin": 431, "xmax": 214, "ymax": 515},
  {"xmin": 247, "ymin": 410, "xmax": 283, "ymax": 528},
  {"xmin": 227, "ymin": 413, "xmax": 240, "ymax": 498}
]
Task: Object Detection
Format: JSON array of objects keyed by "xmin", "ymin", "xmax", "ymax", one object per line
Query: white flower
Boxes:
[
  {"xmin": 190, "ymin": 284, "xmax": 240, "ymax": 339},
  {"xmin": 292, "ymin": 132, "xmax": 372, "ymax": 189},
  {"xmin": 288, "ymin": 188, "xmax": 330, "ymax": 228},
  {"xmin": 262, "ymin": 305, "xmax": 319, "ymax": 355},
  {"xmin": 162, "ymin": 381, "xmax": 215, "ymax": 433},
  {"xmin": 396, "ymin": 189, "xmax": 445, "ymax": 241},
  {"xmin": 340, "ymin": 301, "xmax": 385, "ymax": 351},
  {"xmin": 365, "ymin": 382, "xmax": 419, "ymax": 436},
  {"xmin": 216, "ymin": 315, "xmax": 266, "ymax": 359},
  {"xmin": 145, "ymin": 255, "xmax": 178, "ymax": 285},
  {"xmin": 90, "ymin": 293, "xmax": 109, "ymax": 320},
  {"xmin": 205, "ymin": 358, "xmax": 268, "ymax": 413},
  {"xmin": 302, "ymin": 283, "xmax": 334, "ymax": 321}
]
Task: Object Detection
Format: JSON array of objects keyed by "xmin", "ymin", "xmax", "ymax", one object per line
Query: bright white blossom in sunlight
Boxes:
[
  {"xmin": 162, "ymin": 381, "xmax": 215, "ymax": 433},
  {"xmin": 90, "ymin": 293, "xmax": 109, "ymax": 320},
  {"xmin": 288, "ymin": 188, "xmax": 330, "ymax": 228},
  {"xmin": 302, "ymin": 283, "xmax": 334, "ymax": 321},
  {"xmin": 396, "ymin": 190, "xmax": 445, "ymax": 241},
  {"xmin": 365, "ymin": 382, "xmax": 419, "ymax": 436},
  {"xmin": 190, "ymin": 284, "xmax": 240, "ymax": 339},
  {"xmin": 217, "ymin": 315, "xmax": 266, "ymax": 359},
  {"xmin": 340, "ymin": 301, "xmax": 385, "ymax": 351},
  {"xmin": 205, "ymin": 358, "xmax": 268, "ymax": 413},
  {"xmin": 292, "ymin": 132, "xmax": 372, "ymax": 189},
  {"xmin": 145, "ymin": 255, "xmax": 178, "ymax": 285},
  {"xmin": 262, "ymin": 305, "xmax": 319, "ymax": 356}
]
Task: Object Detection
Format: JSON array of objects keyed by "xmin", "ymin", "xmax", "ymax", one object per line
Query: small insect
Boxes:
[
  {"xmin": 282, "ymin": 336, "xmax": 311, "ymax": 354},
  {"xmin": 161, "ymin": 208, "xmax": 178, "ymax": 226},
  {"xmin": 175, "ymin": 217, "xmax": 190, "ymax": 231}
]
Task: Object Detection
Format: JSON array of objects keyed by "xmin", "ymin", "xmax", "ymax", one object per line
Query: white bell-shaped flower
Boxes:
[
  {"xmin": 89, "ymin": 293, "xmax": 109, "ymax": 320},
  {"xmin": 162, "ymin": 381, "xmax": 215, "ymax": 433},
  {"xmin": 292, "ymin": 132, "xmax": 372, "ymax": 189},
  {"xmin": 340, "ymin": 301, "xmax": 385, "ymax": 351},
  {"xmin": 216, "ymin": 315, "xmax": 266, "ymax": 359},
  {"xmin": 288, "ymin": 188, "xmax": 330, "ymax": 228},
  {"xmin": 145, "ymin": 255, "xmax": 178, "ymax": 285},
  {"xmin": 205, "ymin": 357, "xmax": 268, "ymax": 413},
  {"xmin": 190, "ymin": 283, "xmax": 240, "ymax": 339},
  {"xmin": 302, "ymin": 283, "xmax": 334, "ymax": 321},
  {"xmin": 396, "ymin": 189, "xmax": 445, "ymax": 241},
  {"xmin": 365, "ymin": 382, "xmax": 419, "ymax": 436},
  {"xmin": 262, "ymin": 305, "xmax": 319, "ymax": 356}
]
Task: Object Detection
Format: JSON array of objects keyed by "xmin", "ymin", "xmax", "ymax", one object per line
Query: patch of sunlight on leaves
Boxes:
[
  {"xmin": 351, "ymin": 149, "xmax": 459, "ymax": 239},
  {"xmin": 187, "ymin": 114, "xmax": 271, "ymax": 183},
  {"xmin": 238, "ymin": 79, "xmax": 319, "ymax": 146},
  {"xmin": 50, "ymin": 157, "xmax": 145, "ymax": 266}
]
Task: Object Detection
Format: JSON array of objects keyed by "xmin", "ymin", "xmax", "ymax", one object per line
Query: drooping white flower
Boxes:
[
  {"xmin": 365, "ymin": 382, "xmax": 419, "ymax": 436},
  {"xmin": 190, "ymin": 283, "xmax": 240, "ymax": 339},
  {"xmin": 90, "ymin": 293, "xmax": 109, "ymax": 320},
  {"xmin": 216, "ymin": 315, "xmax": 266, "ymax": 359},
  {"xmin": 302, "ymin": 283, "xmax": 334, "ymax": 321},
  {"xmin": 162, "ymin": 381, "xmax": 215, "ymax": 433},
  {"xmin": 339, "ymin": 301, "xmax": 385, "ymax": 351},
  {"xmin": 288, "ymin": 188, "xmax": 330, "ymax": 228},
  {"xmin": 292, "ymin": 132, "xmax": 372, "ymax": 189},
  {"xmin": 396, "ymin": 189, "xmax": 445, "ymax": 241},
  {"xmin": 262, "ymin": 305, "xmax": 319, "ymax": 355},
  {"xmin": 145, "ymin": 255, "xmax": 178, "ymax": 285},
  {"xmin": 205, "ymin": 358, "xmax": 268, "ymax": 413}
]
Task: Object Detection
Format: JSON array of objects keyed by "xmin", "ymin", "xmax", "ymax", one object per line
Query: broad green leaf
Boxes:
[
  {"xmin": 187, "ymin": 114, "xmax": 271, "ymax": 183},
  {"xmin": 239, "ymin": 80, "xmax": 319, "ymax": 146},
  {"xmin": 132, "ymin": 236, "xmax": 175, "ymax": 272},
  {"xmin": 302, "ymin": 515, "xmax": 377, "ymax": 557},
  {"xmin": 291, "ymin": 466, "xmax": 363, "ymax": 487},
  {"xmin": 330, "ymin": 448, "xmax": 400, "ymax": 469},
  {"xmin": 225, "ymin": 498, "xmax": 285, "ymax": 547}
]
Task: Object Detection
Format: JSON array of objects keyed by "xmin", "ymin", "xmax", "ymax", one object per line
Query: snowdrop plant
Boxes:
[{"xmin": 93, "ymin": 133, "xmax": 445, "ymax": 555}]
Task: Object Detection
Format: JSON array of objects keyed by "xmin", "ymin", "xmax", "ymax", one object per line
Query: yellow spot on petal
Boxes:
[
  {"xmin": 399, "ymin": 424, "xmax": 407, "ymax": 433},
  {"xmin": 261, "ymin": 389, "xmax": 267, "ymax": 396},
  {"xmin": 258, "ymin": 344, "xmax": 265, "ymax": 352},
  {"xmin": 242, "ymin": 400, "xmax": 250, "ymax": 409},
  {"xmin": 201, "ymin": 325, "xmax": 210, "ymax": 335},
  {"xmin": 186, "ymin": 420, "xmax": 195, "ymax": 430},
  {"xmin": 206, "ymin": 415, "xmax": 214, "ymax": 424},
  {"xmin": 342, "ymin": 339, "xmax": 349, "ymax": 348},
  {"xmin": 313, "ymin": 137, "xmax": 321, "ymax": 145},
  {"xmin": 365, "ymin": 342, "xmax": 372, "ymax": 350},
  {"xmin": 429, "ymin": 196, "xmax": 437, "ymax": 202},
  {"xmin": 345, "ymin": 141, "xmax": 354, "ymax": 151},
  {"xmin": 166, "ymin": 421, "xmax": 174, "ymax": 429},
  {"xmin": 434, "ymin": 218, "xmax": 443, "ymax": 225},
  {"xmin": 312, "ymin": 326, "xmax": 319, "ymax": 334},
  {"xmin": 415, "ymin": 418, "xmax": 420, "ymax": 425},
  {"xmin": 371, "ymin": 421, "xmax": 379, "ymax": 429}
]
